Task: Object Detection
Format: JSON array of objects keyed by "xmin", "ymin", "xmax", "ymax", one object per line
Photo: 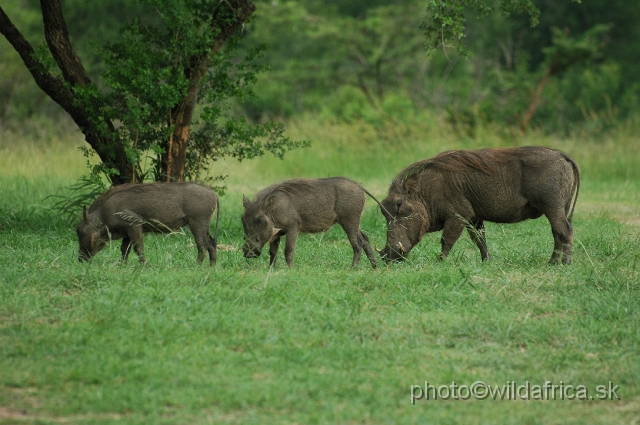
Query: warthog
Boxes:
[
  {"xmin": 242, "ymin": 177, "xmax": 383, "ymax": 268},
  {"xmin": 76, "ymin": 182, "xmax": 219, "ymax": 264},
  {"xmin": 379, "ymin": 146, "xmax": 580, "ymax": 264}
]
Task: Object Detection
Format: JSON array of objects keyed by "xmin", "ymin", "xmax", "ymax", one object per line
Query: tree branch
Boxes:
[
  {"xmin": 1, "ymin": 5, "xmax": 131, "ymax": 185},
  {"xmin": 40, "ymin": 0, "xmax": 91, "ymax": 87},
  {"xmin": 0, "ymin": 6, "xmax": 74, "ymax": 110}
]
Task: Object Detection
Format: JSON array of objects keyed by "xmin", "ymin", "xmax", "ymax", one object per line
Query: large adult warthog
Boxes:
[
  {"xmin": 242, "ymin": 177, "xmax": 382, "ymax": 268},
  {"xmin": 378, "ymin": 146, "xmax": 580, "ymax": 264},
  {"xmin": 76, "ymin": 182, "xmax": 220, "ymax": 264}
]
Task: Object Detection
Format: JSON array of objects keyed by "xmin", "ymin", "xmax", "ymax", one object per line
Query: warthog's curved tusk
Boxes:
[
  {"xmin": 375, "ymin": 245, "xmax": 382, "ymax": 254},
  {"xmin": 398, "ymin": 242, "xmax": 406, "ymax": 253}
]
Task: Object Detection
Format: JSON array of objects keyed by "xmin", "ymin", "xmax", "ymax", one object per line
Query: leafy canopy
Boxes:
[
  {"xmin": 421, "ymin": 0, "xmax": 581, "ymax": 55},
  {"xmin": 75, "ymin": 0, "xmax": 306, "ymax": 183}
]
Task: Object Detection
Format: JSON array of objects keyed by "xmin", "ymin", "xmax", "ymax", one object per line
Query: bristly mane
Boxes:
[
  {"xmin": 392, "ymin": 147, "xmax": 549, "ymax": 192},
  {"xmin": 88, "ymin": 182, "xmax": 198, "ymax": 212},
  {"xmin": 88, "ymin": 184, "xmax": 131, "ymax": 212},
  {"xmin": 253, "ymin": 179, "xmax": 322, "ymax": 207}
]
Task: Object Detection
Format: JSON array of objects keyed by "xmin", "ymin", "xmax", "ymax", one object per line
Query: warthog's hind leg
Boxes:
[
  {"xmin": 467, "ymin": 220, "xmax": 491, "ymax": 261},
  {"xmin": 360, "ymin": 231, "xmax": 377, "ymax": 268},
  {"xmin": 207, "ymin": 234, "xmax": 217, "ymax": 266},
  {"xmin": 284, "ymin": 231, "xmax": 298, "ymax": 268},
  {"xmin": 546, "ymin": 212, "xmax": 573, "ymax": 265},
  {"xmin": 340, "ymin": 221, "xmax": 370, "ymax": 268},
  {"xmin": 126, "ymin": 227, "xmax": 146, "ymax": 263}
]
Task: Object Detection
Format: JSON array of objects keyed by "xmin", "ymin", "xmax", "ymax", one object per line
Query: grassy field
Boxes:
[{"xmin": 1, "ymin": 116, "xmax": 639, "ymax": 424}]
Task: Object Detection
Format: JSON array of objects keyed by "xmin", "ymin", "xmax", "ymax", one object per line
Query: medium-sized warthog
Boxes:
[
  {"xmin": 242, "ymin": 177, "xmax": 382, "ymax": 268},
  {"xmin": 379, "ymin": 146, "xmax": 580, "ymax": 264},
  {"xmin": 76, "ymin": 182, "xmax": 219, "ymax": 264}
]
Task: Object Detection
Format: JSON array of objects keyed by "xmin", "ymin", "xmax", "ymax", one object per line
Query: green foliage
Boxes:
[
  {"xmin": 529, "ymin": 62, "xmax": 627, "ymax": 135},
  {"xmin": 0, "ymin": 3, "xmax": 52, "ymax": 124},
  {"xmin": 3, "ymin": 0, "xmax": 640, "ymax": 138},
  {"xmin": 421, "ymin": 0, "xmax": 544, "ymax": 56},
  {"xmin": 469, "ymin": 23, "xmax": 613, "ymax": 133},
  {"xmin": 242, "ymin": 1, "xmax": 430, "ymax": 119},
  {"xmin": 68, "ymin": 0, "xmax": 306, "ymax": 184},
  {"xmin": 46, "ymin": 173, "xmax": 107, "ymax": 224},
  {"xmin": 542, "ymin": 24, "xmax": 611, "ymax": 76},
  {"xmin": 234, "ymin": 0, "xmax": 638, "ymax": 135},
  {"xmin": 1, "ymin": 0, "xmax": 306, "ymax": 189}
]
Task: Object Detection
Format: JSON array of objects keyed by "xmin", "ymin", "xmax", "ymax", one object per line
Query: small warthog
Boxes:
[
  {"xmin": 379, "ymin": 146, "xmax": 580, "ymax": 264},
  {"xmin": 76, "ymin": 182, "xmax": 219, "ymax": 264},
  {"xmin": 242, "ymin": 177, "xmax": 382, "ymax": 268}
]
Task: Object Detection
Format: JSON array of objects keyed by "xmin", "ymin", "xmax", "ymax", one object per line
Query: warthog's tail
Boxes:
[
  {"xmin": 363, "ymin": 188, "xmax": 394, "ymax": 219},
  {"xmin": 212, "ymin": 195, "xmax": 220, "ymax": 248},
  {"xmin": 563, "ymin": 153, "xmax": 581, "ymax": 224}
]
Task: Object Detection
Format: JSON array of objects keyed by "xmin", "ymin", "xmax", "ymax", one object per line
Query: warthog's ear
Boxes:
[
  {"xmin": 82, "ymin": 205, "xmax": 89, "ymax": 223},
  {"xmin": 242, "ymin": 195, "xmax": 251, "ymax": 209},
  {"xmin": 395, "ymin": 198, "xmax": 403, "ymax": 214},
  {"xmin": 404, "ymin": 177, "xmax": 419, "ymax": 195}
]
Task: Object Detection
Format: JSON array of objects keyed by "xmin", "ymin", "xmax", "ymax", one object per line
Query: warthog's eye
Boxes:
[{"xmin": 254, "ymin": 216, "xmax": 264, "ymax": 226}]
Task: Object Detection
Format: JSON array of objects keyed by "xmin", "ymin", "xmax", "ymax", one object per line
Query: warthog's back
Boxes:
[
  {"xmin": 395, "ymin": 146, "xmax": 577, "ymax": 223},
  {"xmin": 93, "ymin": 182, "xmax": 217, "ymax": 229},
  {"xmin": 381, "ymin": 146, "xmax": 580, "ymax": 263},
  {"xmin": 258, "ymin": 177, "xmax": 366, "ymax": 233},
  {"xmin": 242, "ymin": 176, "xmax": 378, "ymax": 268}
]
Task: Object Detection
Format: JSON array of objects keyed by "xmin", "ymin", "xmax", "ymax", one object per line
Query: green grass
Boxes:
[{"xmin": 1, "ymin": 118, "xmax": 639, "ymax": 424}]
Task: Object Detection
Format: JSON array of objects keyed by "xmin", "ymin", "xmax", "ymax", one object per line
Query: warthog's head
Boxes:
[
  {"xmin": 241, "ymin": 195, "xmax": 281, "ymax": 259},
  {"xmin": 76, "ymin": 206, "xmax": 107, "ymax": 262},
  {"xmin": 378, "ymin": 186, "xmax": 429, "ymax": 263}
]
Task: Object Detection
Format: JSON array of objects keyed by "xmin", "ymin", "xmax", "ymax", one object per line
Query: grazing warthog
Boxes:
[
  {"xmin": 242, "ymin": 177, "xmax": 382, "ymax": 268},
  {"xmin": 76, "ymin": 182, "xmax": 219, "ymax": 264},
  {"xmin": 378, "ymin": 146, "xmax": 580, "ymax": 264}
]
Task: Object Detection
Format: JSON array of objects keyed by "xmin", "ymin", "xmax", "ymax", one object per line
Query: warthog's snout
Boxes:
[
  {"xmin": 78, "ymin": 249, "xmax": 91, "ymax": 262},
  {"xmin": 377, "ymin": 245, "xmax": 407, "ymax": 263},
  {"xmin": 243, "ymin": 245, "xmax": 261, "ymax": 259}
]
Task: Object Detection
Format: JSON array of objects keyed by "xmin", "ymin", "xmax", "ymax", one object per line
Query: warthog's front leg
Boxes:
[
  {"xmin": 120, "ymin": 237, "xmax": 132, "ymax": 261},
  {"xmin": 439, "ymin": 218, "xmax": 465, "ymax": 260}
]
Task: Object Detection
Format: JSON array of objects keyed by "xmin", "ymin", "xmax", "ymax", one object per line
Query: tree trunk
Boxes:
[{"xmin": 162, "ymin": 0, "xmax": 256, "ymax": 182}]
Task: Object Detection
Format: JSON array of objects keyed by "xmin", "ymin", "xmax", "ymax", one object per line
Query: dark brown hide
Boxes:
[
  {"xmin": 76, "ymin": 182, "xmax": 219, "ymax": 264},
  {"xmin": 379, "ymin": 146, "xmax": 580, "ymax": 264},
  {"xmin": 242, "ymin": 177, "xmax": 380, "ymax": 268}
]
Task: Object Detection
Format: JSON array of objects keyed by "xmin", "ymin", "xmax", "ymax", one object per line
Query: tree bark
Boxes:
[
  {"xmin": 40, "ymin": 0, "xmax": 91, "ymax": 87},
  {"xmin": 163, "ymin": 0, "xmax": 256, "ymax": 182}
]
